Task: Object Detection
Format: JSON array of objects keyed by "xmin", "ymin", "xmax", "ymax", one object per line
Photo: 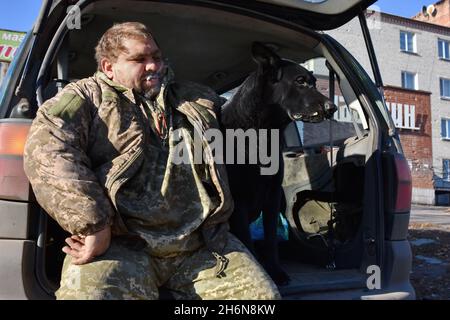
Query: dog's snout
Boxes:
[
  {"xmin": 324, "ymin": 101, "xmax": 337, "ymax": 112},
  {"xmin": 323, "ymin": 101, "xmax": 337, "ymax": 117}
]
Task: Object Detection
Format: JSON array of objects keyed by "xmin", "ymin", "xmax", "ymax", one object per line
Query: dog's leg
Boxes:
[
  {"xmin": 261, "ymin": 188, "xmax": 290, "ymax": 285},
  {"xmin": 260, "ymin": 160, "xmax": 290, "ymax": 286},
  {"xmin": 229, "ymin": 203, "xmax": 257, "ymax": 256}
]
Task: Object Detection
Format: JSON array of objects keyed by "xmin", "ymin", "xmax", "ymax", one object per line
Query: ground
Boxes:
[{"xmin": 408, "ymin": 221, "xmax": 450, "ymax": 300}]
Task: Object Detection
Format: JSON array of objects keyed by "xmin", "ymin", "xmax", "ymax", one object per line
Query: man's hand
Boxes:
[{"xmin": 62, "ymin": 225, "xmax": 111, "ymax": 265}]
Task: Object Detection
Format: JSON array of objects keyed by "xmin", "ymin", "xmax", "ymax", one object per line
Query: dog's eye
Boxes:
[{"xmin": 295, "ymin": 76, "xmax": 308, "ymax": 87}]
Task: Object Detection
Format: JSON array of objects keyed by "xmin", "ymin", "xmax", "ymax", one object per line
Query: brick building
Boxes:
[{"xmin": 413, "ymin": 0, "xmax": 450, "ymax": 27}]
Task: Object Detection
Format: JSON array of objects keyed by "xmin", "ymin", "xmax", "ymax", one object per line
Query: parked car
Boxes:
[{"xmin": 0, "ymin": 0, "xmax": 414, "ymax": 299}]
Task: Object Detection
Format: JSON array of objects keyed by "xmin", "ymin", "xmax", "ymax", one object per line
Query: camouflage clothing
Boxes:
[
  {"xmin": 23, "ymin": 71, "xmax": 280, "ymax": 299},
  {"xmin": 57, "ymin": 233, "xmax": 280, "ymax": 300},
  {"xmin": 24, "ymin": 72, "xmax": 231, "ymax": 251}
]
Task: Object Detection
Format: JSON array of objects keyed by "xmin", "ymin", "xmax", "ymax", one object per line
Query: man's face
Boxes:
[{"xmin": 103, "ymin": 37, "xmax": 164, "ymax": 98}]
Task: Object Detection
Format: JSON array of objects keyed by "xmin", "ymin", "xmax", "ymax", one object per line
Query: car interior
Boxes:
[{"xmin": 16, "ymin": 1, "xmax": 378, "ymax": 296}]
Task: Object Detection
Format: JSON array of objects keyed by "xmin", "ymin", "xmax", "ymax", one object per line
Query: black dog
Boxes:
[{"xmin": 220, "ymin": 42, "xmax": 336, "ymax": 285}]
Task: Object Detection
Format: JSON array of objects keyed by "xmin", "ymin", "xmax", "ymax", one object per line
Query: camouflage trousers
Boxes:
[{"xmin": 56, "ymin": 232, "xmax": 281, "ymax": 300}]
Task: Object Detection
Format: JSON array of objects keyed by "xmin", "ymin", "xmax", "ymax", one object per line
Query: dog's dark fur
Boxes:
[{"xmin": 219, "ymin": 42, "xmax": 336, "ymax": 285}]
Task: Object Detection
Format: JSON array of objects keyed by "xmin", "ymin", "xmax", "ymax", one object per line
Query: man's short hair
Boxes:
[{"xmin": 95, "ymin": 22, "xmax": 155, "ymax": 70}]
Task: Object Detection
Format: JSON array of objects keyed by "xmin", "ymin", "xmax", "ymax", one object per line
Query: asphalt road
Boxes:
[{"xmin": 410, "ymin": 205, "xmax": 450, "ymax": 228}]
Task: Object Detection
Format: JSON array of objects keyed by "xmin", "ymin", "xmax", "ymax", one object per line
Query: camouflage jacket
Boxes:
[{"xmin": 24, "ymin": 72, "xmax": 234, "ymax": 257}]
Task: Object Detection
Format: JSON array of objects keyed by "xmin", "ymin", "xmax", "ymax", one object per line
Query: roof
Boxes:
[{"xmin": 366, "ymin": 9, "xmax": 450, "ymax": 36}]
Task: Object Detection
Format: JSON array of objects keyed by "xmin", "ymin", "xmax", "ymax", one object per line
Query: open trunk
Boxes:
[{"xmin": 0, "ymin": 0, "xmax": 414, "ymax": 300}]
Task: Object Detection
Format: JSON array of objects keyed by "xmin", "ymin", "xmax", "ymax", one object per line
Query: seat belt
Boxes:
[{"xmin": 326, "ymin": 66, "xmax": 337, "ymax": 270}]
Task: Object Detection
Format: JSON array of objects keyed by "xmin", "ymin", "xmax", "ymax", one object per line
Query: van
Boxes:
[{"xmin": 0, "ymin": 0, "xmax": 414, "ymax": 299}]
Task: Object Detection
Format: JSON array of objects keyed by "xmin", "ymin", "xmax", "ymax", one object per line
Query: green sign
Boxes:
[{"xmin": 0, "ymin": 29, "xmax": 26, "ymax": 63}]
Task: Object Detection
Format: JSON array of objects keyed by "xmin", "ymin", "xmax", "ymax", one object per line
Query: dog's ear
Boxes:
[{"xmin": 252, "ymin": 42, "xmax": 282, "ymax": 82}]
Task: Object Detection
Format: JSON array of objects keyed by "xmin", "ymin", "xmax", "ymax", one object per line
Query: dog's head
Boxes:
[{"xmin": 252, "ymin": 42, "xmax": 337, "ymax": 123}]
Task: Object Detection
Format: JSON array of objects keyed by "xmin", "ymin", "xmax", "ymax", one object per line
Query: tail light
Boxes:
[
  {"xmin": 0, "ymin": 119, "xmax": 32, "ymax": 201},
  {"xmin": 383, "ymin": 152, "xmax": 412, "ymax": 214},
  {"xmin": 393, "ymin": 154, "xmax": 412, "ymax": 212}
]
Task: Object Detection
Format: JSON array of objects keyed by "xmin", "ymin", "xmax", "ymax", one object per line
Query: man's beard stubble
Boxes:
[
  {"xmin": 142, "ymin": 67, "xmax": 166, "ymax": 99},
  {"xmin": 143, "ymin": 82, "xmax": 162, "ymax": 99}
]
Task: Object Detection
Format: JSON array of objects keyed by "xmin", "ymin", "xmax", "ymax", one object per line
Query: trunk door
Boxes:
[{"xmin": 220, "ymin": 0, "xmax": 377, "ymax": 30}]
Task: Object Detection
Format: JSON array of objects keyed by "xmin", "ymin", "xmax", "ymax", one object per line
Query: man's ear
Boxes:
[
  {"xmin": 101, "ymin": 58, "xmax": 114, "ymax": 79},
  {"xmin": 251, "ymin": 42, "xmax": 282, "ymax": 82}
]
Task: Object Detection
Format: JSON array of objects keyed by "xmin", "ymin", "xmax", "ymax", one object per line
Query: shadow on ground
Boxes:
[{"xmin": 408, "ymin": 223, "xmax": 450, "ymax": 300}]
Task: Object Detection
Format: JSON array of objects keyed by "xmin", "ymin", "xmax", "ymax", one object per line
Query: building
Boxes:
[
  {"xmin": 320, "ymin": 7, "xmax": 450, "ymax": 205},
  {"xmin": 413, "ymin": 0, "xmax": 450, "ymax": 27}
]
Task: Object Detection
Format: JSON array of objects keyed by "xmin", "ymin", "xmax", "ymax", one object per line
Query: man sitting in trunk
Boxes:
[{"xmin": 23, "ymin": 22, "xmax": 280, "ymax": 300}]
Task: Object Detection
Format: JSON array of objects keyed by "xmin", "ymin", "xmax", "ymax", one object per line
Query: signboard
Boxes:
[
  {"xmin": 333, "ymin": 95, "xmax": 420, "ymax": 131},
  {"xmin": 0, "ymin": 29, "xmax": 26, "ymax": 63},
  {"xmin": 385, "ymin": 101, "xmax": 420, "ymax": 130}
]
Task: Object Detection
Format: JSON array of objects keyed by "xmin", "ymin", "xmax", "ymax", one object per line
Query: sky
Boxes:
[
  {"xmin": 0, "ymin": 0, "xmax": 443, "ymax": 32},
  {"xmin": 0, "ymin": 0, "xmax": 42, "ymax": 32},
  {"xmin": 370, "ymin": 0, "xmax": 438, "ymax": 18}
]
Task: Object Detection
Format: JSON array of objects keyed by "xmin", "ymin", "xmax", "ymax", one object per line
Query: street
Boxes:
[{"xmin": 410, "ymin": 204, "xmax": 450, "ymax": 228}]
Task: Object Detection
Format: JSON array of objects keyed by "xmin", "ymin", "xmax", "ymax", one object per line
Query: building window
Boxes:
[
  {"xmin": 440, "ymin": 78, "xmax": 450, "ymax": 98},
  {"xmin": 443, "ymin": 159, "xmax": 450, "ymax": 181},
  {"xmin": 438, "ymin": 39, "xmax": 450, "ymax": 60},
  {"xmin": 401, "ymin": 71, "xmax": 417, "ymax": 90},
  {"xmin": 442, "ymin": 118, "xmax": 450, "ymax": 140},
  {"xmin": 400, "ymin": 31, "xmax": 416, "ymax": 53}
]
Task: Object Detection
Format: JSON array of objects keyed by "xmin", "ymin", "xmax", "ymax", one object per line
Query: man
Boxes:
[{"xmin": 23, "ymin": 22, "xmax": 280, "ymax": 300}]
